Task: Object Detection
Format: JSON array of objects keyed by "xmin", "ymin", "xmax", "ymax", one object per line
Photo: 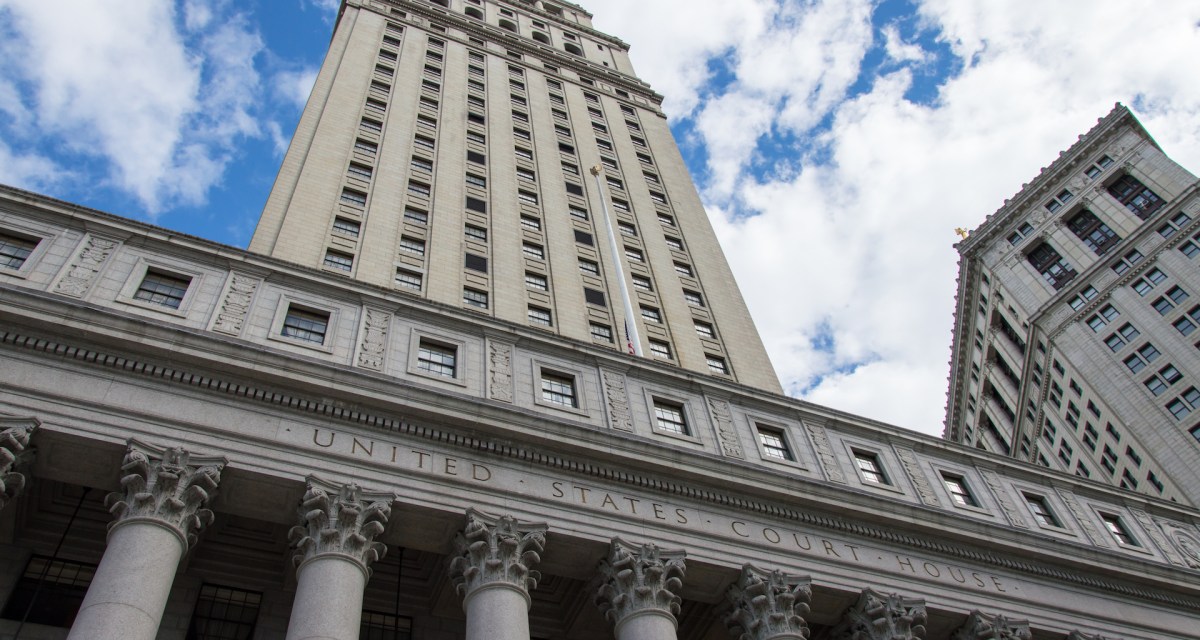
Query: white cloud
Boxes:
[
  {"xmin": 881, "ymin": 24, "xmax": 926, "ymax": 65},
  {"xmin": 0, "ymin": 140, "xmax": 65, "ymax": 192},
  {"xmin": 273, "ymin": 67, "xmax": 319, "ymax": 111}
]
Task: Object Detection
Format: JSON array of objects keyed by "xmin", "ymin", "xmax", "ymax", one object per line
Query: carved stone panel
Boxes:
[
  {"xmin": 951, "ymin": 611, "xmax": 1031, "ymax": 640},
  {"xmin": 724, "ymin": 564, "xmax": 811, "ymax": 640},
  {"xmin": 601, "ymin": 368, "xmax": 633, "ymax": 432},
  {"xmin": 708, "ymin": 397, "xmax": 744, "ymax": 459},
  {"xmin": 895, "ymin": 448, "xmax": 938, "ymax": 507},
  {"xmin": 595, "ymin": 538, "xmax": 686, "ymax": 628},
  {"xmin": 54, "ymin": 235, "xmax": 117, "ymax": 298},
  {"xmin": 1155, "ymin": 520, "xmax": 1200, "ymax": 569},
  {"xmin": 105, "ymin": 440, "xmax": 227, "ymax": 549},
  {"xmin": 448, "ymin": 508, "xmax": 546, "ymax": 602},
  {"xmin": 1057, "ymin": 489, "xmax": 1107, "ymax": 547},
  {"xmin": 211, "ymin": 272, "xmax": 260, "ymax": 337},
  {"xmin": 1127, "ymin": 508, "xmax": 1181, "ymax": 565},
  {"xmin": 356, "ymin": 308, "xmax": 391, "ymax": 372},
  {"xmin": 805, "ymin": 422, "xmax": 845, "ymax": 484},
  {"xmin": 831, "ymin": 588, "xmax": 927, "ymax": 640},
  {"xmin": 978, "ymin": 469, "xmax": 1026, "ymax": 528},
  {"xmin": 0, "ymin": 421, "xmax": 37, "ymax": 512},
  {"xmin": 488, "ymin": 340, "xmax": 514, "ymax": 403},
  {"xmin": 288, "ymin": 477, "xmax": 395, "ymax": 575}
]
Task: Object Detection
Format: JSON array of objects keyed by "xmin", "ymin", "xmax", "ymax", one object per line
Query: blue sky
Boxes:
[{"xmin": 4, "ymin": 0, "xmax": 1200, "ymax": 435}]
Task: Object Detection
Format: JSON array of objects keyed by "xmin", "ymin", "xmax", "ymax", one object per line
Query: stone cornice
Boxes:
[{"xmin": 2, "ymin": 323, "xmax": 1200, "ymax": 610}]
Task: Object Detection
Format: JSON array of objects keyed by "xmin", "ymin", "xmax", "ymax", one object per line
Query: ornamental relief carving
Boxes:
[
  {"xmin": 595, "ymin": 538, "xmax": 686, "ymax": 627},
  {"xmin": 1056, "ymin": 490, "xmax": 1107, "ymax": 547},
  {"xmin": 832, "ymin": 588, "xmax": 927, "ymax": 640},
  {"xmin": 449, "ymin": 508, "xmax": 546, "ymax": 599},
  {"xmin": 0, "ymin": 422, "xmax": 36, "ymax": 512},
  {"xmin": 895, "ymin": 448, "xmax": 938, "ymax": 507},
  {"xmin": 601, "ymin": 368, "xmax": 633, "ymax": 432},
  {"xmin": 1127, "ymin": 508, "xmax": 1181, "ymax": 565},
  {"xmin": 54, "ymin": 235, "xmax": 117, "ymax": 298},
  {"xmin": 724, "ymin": 564, "xmax": 811, "ymax": 640},
  {"xmin": 978, "ymin": 469, "xmax": 1026, "ymax": 528},
  {"xmin": 805, "ymin": 422, "xmax": 845, "ymax": 484},
  {"xmin": 105, "ymin": 440, "xmax": 226, "ymax": 549},
  {"xmin": 356, "ymin": 308, "xmax": 391, "ymax": 372},
  {"xmin": 708, "ymin": 397, "xmax": 743, "ymax": 459},
  {"xmin": 288, "ymin": 477, "xmax": 395, "ymax": 574},
  {"xmin": 488, "ymin": 340, "xmax": 513, "ymax": 403},
  {"xmin": 211, "ymin": 273, "xmax": 260, "ymax": 336},
  {"xmin": 1155, "ymin": 520, "xmax": 1200, "ymax": 569}
]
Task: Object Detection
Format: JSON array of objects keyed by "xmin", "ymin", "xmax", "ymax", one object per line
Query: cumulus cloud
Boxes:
[{"xmin": 273, "ymin": 67, "xmax": 319, "ymax": 110}]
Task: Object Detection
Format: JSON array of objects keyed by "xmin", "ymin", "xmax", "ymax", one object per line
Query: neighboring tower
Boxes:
[
  {"xmin": 252, "ymin": 0, "xmax": 781, "ymax": 392},
  {"xmin": 945, "ymin": 104, "xmax": 1200, "ymax": 505}
]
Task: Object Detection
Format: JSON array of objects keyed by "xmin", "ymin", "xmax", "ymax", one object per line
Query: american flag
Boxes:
[{"xmin": 623, "ymin": 320, "xmax": 636, "ymax": 355}]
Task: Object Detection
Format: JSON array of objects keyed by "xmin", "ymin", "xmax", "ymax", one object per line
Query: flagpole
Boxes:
[{"xmin": 590, "ymin": 165, "xmax": 644, "ymax": 356}]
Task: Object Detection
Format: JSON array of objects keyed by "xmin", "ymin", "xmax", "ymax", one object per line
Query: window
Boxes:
[
  {"xmin": 410, "ymin": 156, "xmax": 433, "ymax": 173},
  {"xmin": 464, "ymin": 253, "xmax": 488, "ymax": 273},
  {"xmin": 632, "ymin": 275, "xmax": 652, "ymax": 291},
  {"xmin": 518, "ymin": 190, "xmax": 539, "ymax": 205},
  {"xmin": 332, "ymin": 217, "xmax": 361, "ymax": 238},
  {"xmin": 0, "ymin": 555, "xmax": 95, "ymax": 628},
  {"xmin": 467, "ymin": 130, "xmax": 486, "ymax": 144},
  {"xmin": 1007, "ymin": 222, "xmax": 1035, "ymax": 246},
  {"xmin": 575, "ymin": 229, "xmax": 594, "ymax": 246},
  {"xmin": 1107, "ymin": 174, "xmax": 1164, "ymax": 219},
  {"xmin": 1158, "ymin": 212, "xmax": 1193, "ymax": 238},
  {"xmin": 1105, "ymin": 322, "xmax": 1139, "ymax": 352},
  {"xmin": 186, "ymin": 584, "xmax": 262, "ymax": 640},
  {"xmin": 467, "ymin": 150, "xmax": 486, "ymax": 165},
  {"xmin": 653, "ymin": 400, "xmax": 688, "ymax": 435},
  {"xmin": 569, "ymin": 206, "xmax": 589, "ymax": 220},
  {"xmin": 517, "ymin": 167, "xmax": 536, "ymax": 182},
  {"xmin": 579, "ymin": 259, "xmax": 599, "ymax": 276},
  {"xmin": 649, "ymin": 340, "xmax": 672, "ymax": 359},
  {"xmin": 757, "ymin": 426, "xmax": 793, "ymax": 461},
  {"xmin": 134, "ymin": 270, "xmax": 191, "ymax": 309},
  {"xmin": 525, "ymin": 272, "xmax": 547, "ymax": 290},
  {"xmin": 324, "ymin": 250, "xmax": 354, "ymax": 272},
  {"xmin": 1168, "ymin": 387, "xmax": 1200, "ymax": 420},
  {"xmin": 941, "ymin": 474, "xmax": 977, "ymax": 507},
  {"xmin": 683, "ymin": 290, "xmax": 704, "ymax": 307},
  {"xmin": 706, "ymin": 355, "xmax": 728, "ymax": 375},
  {"xmin": 664, "ymin": 236, "xmax": 684, "ymax": 251},
  {"xmin": 417, "ymin": 340, "xmax": 457, "ymax": 377},
  {"xmin": 347, "ymin": 163, "xmax": 373, "ymax": 181},
  {"xmin": 408, "ymin": 181, "xmax": 431, "ymax": 197},
  {"xmin": 463, "ymin": 287, "xmax": 488, "ymax": 308},
  {"xmin": 523, "ymin": 243, "xmax": 544, "ymax": 259},
  {"xmin": 1024, "ymin": 495, "xmax": 1060, "ymax": 527},
  {"xmin": 674, "ymin": 262, "xmax": 694, "ymax": 277},
  {"xmin": 399, "ymin": 236, "xmax": 426, "ymax": 255},
  {"xmin": 360, "ymin": 118, "xmax": 382, "ymax": 134},
  {"xmin": 640, "ymin": 306, "xmax": 661, "ymax": 323},
  {"xmin": 695, "ymin": 322, "xmax": 715, "ymax": 339},
  {"xmin": 414, "ymin": 135, "xmax": 435, "ymax": 150},
  {"xmin": 1086, "ymin": 304, "xmax": 1118, "ymax": 332},
  {"xmin": 854, "ymin": 451, "xmax": 888, "ymax": 485},
  {"xmin": 354, "ymin": 139, "xmax": 377, "ymax": 156},
  {"xmin": 464, "ymin": 225, "xmax": 488, "ymax": 242},
  {"xmin": 541, "ymin": 372, "xmax": 577, "ymax": 408},
  {"xmin": 341, "ymin": 188, "xmax": 367, "ymax": 207},
  {"xmin": 625, "ymin": 247, "xmax": 644, "ymax": 262},
  {"xmin": 1085, "ymin": 155, "xmax": 1114, "ymax": 179},
  {"xmin": 590, "ymin": 323, "xmax": 613, "ymax": 343},
  {"xmin": 618, "ymin": 221, "xmax": 637, "ymax": 237},
  {"xmin": 404, "ymin": 208, "xmax": 428, "ymax": 224},
  {"xmin": 395, "ymin": 268, "xmax": 422, "ymax": 291},
  {"xmin": 1124, "ymin": 343, "xmax": 1160, "ymax": 373},
  {"xmin": 466, "ymin": 197, "xmax": 487, "ymax": 214},
  {"xmin": 1066, "ymin": 210, "xmax": 1120, "ymax": 255},
  {"xmin": 1174, "ymin": 312, "xmax": 1198, "ymax": 336},
  {"xmin": 465, "ymin": 173, "xmax": 486, "ymax": 188},
  {"xmin": 1026, "ymin": 242, "xmax": 1076, "ymax": 289},
  {"xmin": 1101, "ymin": 513, "xmax": 1139, "ymax": 546},
  {"xmin": 584, "ymin": 287, "xmax": 606, "ymax": 307},
  {"xmin": 282, "ymin": 306, "xmax": 329, "ymax": 344},
  {"xmin": 528, "ymin": 306, "xmax": 552, "ymax": 326}
]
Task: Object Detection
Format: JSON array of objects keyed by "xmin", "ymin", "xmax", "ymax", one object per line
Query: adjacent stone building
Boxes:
[
  {"xmin": 2, "ymin": 1, "xmax": 1200, "ymax": 640},
  {"xmin": 945, "ymin": 105, "xmax": 1200, "ymax": 507}
]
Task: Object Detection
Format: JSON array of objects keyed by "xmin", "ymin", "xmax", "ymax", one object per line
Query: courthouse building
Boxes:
[{"xmin": 1, "ymin": 1, "xmax": 1200, "ymax": 639}]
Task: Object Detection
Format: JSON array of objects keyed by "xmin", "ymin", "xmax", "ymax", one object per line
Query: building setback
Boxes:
[
  {"xmin": 945, "ymin": 104, "xmax": 1200, "ymax": 507},
  {"xmin": 1, "ymin": 2, "xmax": 1200, "ymax": 640}
]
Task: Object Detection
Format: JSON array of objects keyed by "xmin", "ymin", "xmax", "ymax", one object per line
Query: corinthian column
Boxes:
[
  {"xmin": 595, "ymin": 538, "xmax": 687, "ymax": 640},
  {"xmin": 285, "ymin": 477, "xmax": 395, "ymax": 640},
  {"xmin": 724, "ymin": 565, "xmax": 812, "ymax": 640},
  {"xmin": 831, "ymin": 588, "xmax": 927, "ymax": 640},
  {"xmin": 448, "ymin": 508, "xmax": 547, "ymax": 640},
  {"xmin": 0, "ymin": 420, "xmax": 37, "ymax": 512},
  {"xmin": 951, "ymin": 611, "xmax": 1031, "ymax": 640},
  {"xmin": 68, "ymin": 441, "xmax": 225, "ymax": 640}
]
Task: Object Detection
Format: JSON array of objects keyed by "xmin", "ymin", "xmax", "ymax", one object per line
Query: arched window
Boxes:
[
  {"xmin": 499, "ymin": 19, "xmax": 518, "ymax": 33},
  {"xmin": 465, "ymin": 7, "xmax": 483, "ymax": 19},
  {"xmin": 532, "ymin": 31, "xmax": 550, "ymax": 44},
  {"xmin": 564, "ymin": 42, "xmax": 583, "ymax": 56}
]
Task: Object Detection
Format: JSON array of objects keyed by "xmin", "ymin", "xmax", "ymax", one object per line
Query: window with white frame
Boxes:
[
  {"xmin": 653, "ymin": 400, "xmax": 688, "ymax": 435},
  {"xmin": 853, "ymin": 451, "xmax": 888, "ymax": 485},
  {"xmin": 416, "ymin": 340, "xmax": 456, "ymax": 377},
  {"xmin": 757, "ymin": 426, "xmax": 793, "ymax": 461},
  {"xmin": 282, "ymin": 306, "xmax": 330, "ymax": 345},
  {"xmin": 540, "ymin": 371, "xmax": 577, "ymax": 408}
]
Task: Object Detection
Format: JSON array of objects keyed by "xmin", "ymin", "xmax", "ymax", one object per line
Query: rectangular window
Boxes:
[
  {"xmin": 523, "ymin": 243, "xmax": 544, "ymax": 260},
  {"xmin": 399, "ymin": 236, "xmax": 426, "ymax": 256},
  {"xmin": 1101, "ymin": 513, "xmax": 1139, "ymax": 546},
  {"xmin": 466, "ymin": 197, "xmax": 487, "ymax": 214},
  {"xmin": 590, "ymin": 323, "xmax": 612, "ymax": 343},
  {"xmin": 1024, "ymin": 495, "xmax": 1060, "ymax": 527},
  {"xmin": 528, "ymin": 306, "xmax": 552, "ymax": 326},
  {"xmin": 360, "ymin": 611, "xmax": 413, "ymax": 640},
  {"xmin": 941, "ymin": 474, "xmax": 977, "ymax": 507},
  {"xmin": 1067, "ymin": 209, "xmax": 1120, "ymax": 255},
  {"xmin": 134, "ymin": 270, "xmax": 191, "ymax": 309},
  {"xmin": 518, "ymin": 190, "xmax": 539, "ymax": 205},
  {"xmin": 1026, "ymin": 242, "xmax": 1076, "ymax": 289},
  {"xmin": 1007, "ymin": 222, "xmax": 1035, "ymax": 246},
  {"xmin": 854, "ymin": 451, "xmax": 888, "ymax": 485},
  {"xmin": 541, "ymin": 372, "xmax": 577, "ymax": 408},
  {"xmin": 463, "ymin": 287, "xmax": 489, "ymax": 308},
  {"xmin": 519, "ymin": 216, "xmax": 541, "ymax": 231},
  {"xmin": 464, "ymin": 253, "xmax": 488, "ymax": 273},
  {"xmin": 579, "ymin": 259, "xmax": 599, "ymax": 276},
  {"xmin": 467, "ymin": 150, "xmax": 486, "ymax": 165},
  {"xmin": 653, "ymin": 400, "xmax": 689, "ymax": 435},
  {"xmin": 414, "ymin": 135, "xmax": 435, "ymax": 150},
  {"xmin": 186, "ymin": 585, "xmax": 262, "ymax": 640},
  {"xmin": 584, "ymin": 287, "xmax": 606, "ymax": 307},
  {"xmin": 664, "ymin": 236, "xmax": 684, "ymax": 251},
  {"xmin": 465, "ymin": 173, "xmax": 486, "ymax": 188},
  {"xmin": 574, "ymin": 229, "xmax": 594, "ymax": 246},
  {"xmin": 0, "ymin": 555, "xmax": 95, "ymax": 628},
  {"xmin": 360, "ymin": 118, "xmax": 382, "ymax": 133},
  {"xmin": 282, "ymin": 306, "xmax": 329, "ymax": 344},
  {"xmin": 408, "ymin": 181, "xmax": 431, "ymax": 197},
  {"xmin": 404, "ymin": 208, "xmax": 428, "ymax": 225},
  {"xmin": 618, "ymin": 221, "xmax": 637, "ymax": 237},
  {"xmin": 417, "ymin": 340, "xmax": 456, "ymax": 377},
  {"xmin": 1107, "ymin": 174, "xmax": 1164, "ymax": 219},
  {"xmin": 525, "ymin": 272, "xmax": 548, "ymax": 290},
  {"xmin": 625, "ymin": 247, "xmax": 644, "ymax": 262},
  {"xmin": 565, "ymin": 182, "xmax": 584, "ymax": 196},
  {"xmin": 706, "ymin": 355, "xmax": 729, "ymax": 375},
  {"xmin": 674, "ymin": 262, "xmax": 694, "ymax": 277},
  {"xmin": 354, "ymin": 139, "xmax": 377, "ymax": 155},
  {"xmin": 649, "ymin": 340, "xmax": 672, "ymax": 360},
  {"xmin": 632, "ymin": 274, "xmax": 652, "ymax": 291},
  {"xmin": 395, "ymin": 268, "xmax": 422, "ymax": 291},
  {"xmin": 347, "ymin": 163, "xmax": 373, "ymax": 181},
  {"xmin": 757, "ymin": 426, "xmax": 793, "ymax": 461},
  {"xmin": 464, "ymin": 225, "xmax": 487, "ymax": 242},
  {"xmin": 569, "ymin": 205, "xmax": 589, "ymax": 220},
  {"xmin": 640, "ymin": 306, "xmax": 661, "ymax": 323},
  {"xmin": 324, "ymin": 250, "xmax": 354, "ymax": 272},
  {"xmin": 341, "ymin": 188, "xmax": 367, "ymax": 207},
  {"xmin": 695, "ymin": 321, "xmax": 716, "ymax": 339},
  {"xmin": 411, "ymin": 157, "xmax": 433, "ymax": 173}
]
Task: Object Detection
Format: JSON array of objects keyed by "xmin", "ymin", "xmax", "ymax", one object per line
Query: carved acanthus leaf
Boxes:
[
  {"xmin": 104, "ymin": 440, "xmax": 227, "ymax": 549},
  {"xmin": 951, "ymin": 611, "xmax": 1031, "ymax": 640},
  {"xmin": 0, "ymin": 423, "xmax": 37, "ymax": 511},
  {"xmin": 595, "ymin": 538, "xmax": 686, "ymax": 627},
  {"xmin": 724, "ymin": 564, "xmax": 811, "ymax": 640},
  {"xmin": 449, "ymin": 508, "xmax": 547, "ymax": 600},
  {"xmin": 288, "ymin": 477, "xmax": 395, "ymax": 574},
  {"xmin": 832, "ymin": 588, "xmax": 927, "ymax": 640}
]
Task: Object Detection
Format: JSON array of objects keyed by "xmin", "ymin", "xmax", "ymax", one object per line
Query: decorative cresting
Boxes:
[
  {"xmin": 831, "ymin": 588, "xmax": 927, "ymax": 640},
  {"xmin": 448, "ymin": 508, "xmax": 547, "ymax": 604},
  {"xmin": 288, "ymin": 477, "xmax": 395, "ymax": 575},
  {"xmin": 104, "ymin": 440, "xmax": 226, "ymax": 548},
  {"xmin": 950, "ymin": 611, "xmax": 1031, "ymax": 640},
  {"xmin": 595, "ymin": 538, "xmax": 687, "ymax": 628},
  {"xmin": 724, "ymin": 564, "xmax": 812, "ymax": 640},
  {"xmin": 0, "ymin": 421, "xmax": 37, "ymax": 511}
]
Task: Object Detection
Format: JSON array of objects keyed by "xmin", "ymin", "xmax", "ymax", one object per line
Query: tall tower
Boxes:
[
  {"xmin": 252, "ymin": 0, "xmax": 782, "ymax": 393},
  {"xmin": 945, "ymin": 105, "xmax": 1200, "ymax": 506}
]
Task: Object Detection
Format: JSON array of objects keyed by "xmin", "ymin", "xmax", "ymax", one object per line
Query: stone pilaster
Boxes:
[
  {"xmin": 68, "ymin": 441, "xmax": 226, "ymax": 640},
  {"xmin": 724, "ymin": 564, "xmax": 812, "ymax": 640},
  {"xmin": 951, "ymin": 611, "xmax": 1031, "ymax": 640},
  {"xmin": 284, "ymin": 477, "xmax": 395, "ymax": 640},
  {"xmin": 595, "ymin": 538, "xmax": 687, "ymax": 639},
  {"xmin": 831, "ymin": 588, "xmax": 927, "ymax": 640},
  {"xmin": 449, "ymin": 509, "xmax": 548, "ymax": 640},
  {"xmin": 0, "ymin": 419, "xmax": 37, "ymax": 512}
]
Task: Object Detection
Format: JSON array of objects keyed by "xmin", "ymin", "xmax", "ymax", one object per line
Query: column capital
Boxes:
[
  {"xmin": 595, "ymin": 538, "xmax": 687, "ymax": 629},
  {"xmin": 0, "ymin": 419, "xmax": 37, "ymax": 511},
  {"xmin": 951, "ymin": 611, "xmax": 1031, "ymax": 640},
  {"xmin": 831, "ymin": 588, "xmax": 927, "ymax": 640},
  {"xmin": 724, "ymin": 564, "xmax": 812, "ymax": 640},
  {"xmin": 288, "ymin": 476, "xmax": 395, "ymax": 577},
  {"xmin": 104, "ymin": 440, "xmax": 226, "ymax": 549},
  {"xmin": 449, "ymin": 508, "xmax": 547, "ymax": 607}
]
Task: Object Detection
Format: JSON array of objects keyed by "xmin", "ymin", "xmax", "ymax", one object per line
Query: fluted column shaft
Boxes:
[
  {"xmin": 595, "ymin": 538, "xmax": 687, "ymax": 640},
  {"xmin": 284, "ymin": 478, "xmax": 395, "ymax": 640},
  {"xmin": 450, "ymin": 508, "xmax": 547, "ymax": 640},
  {"xmin": 68, "ymin": 442, "xmax": 225, "ymax": 640}
]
